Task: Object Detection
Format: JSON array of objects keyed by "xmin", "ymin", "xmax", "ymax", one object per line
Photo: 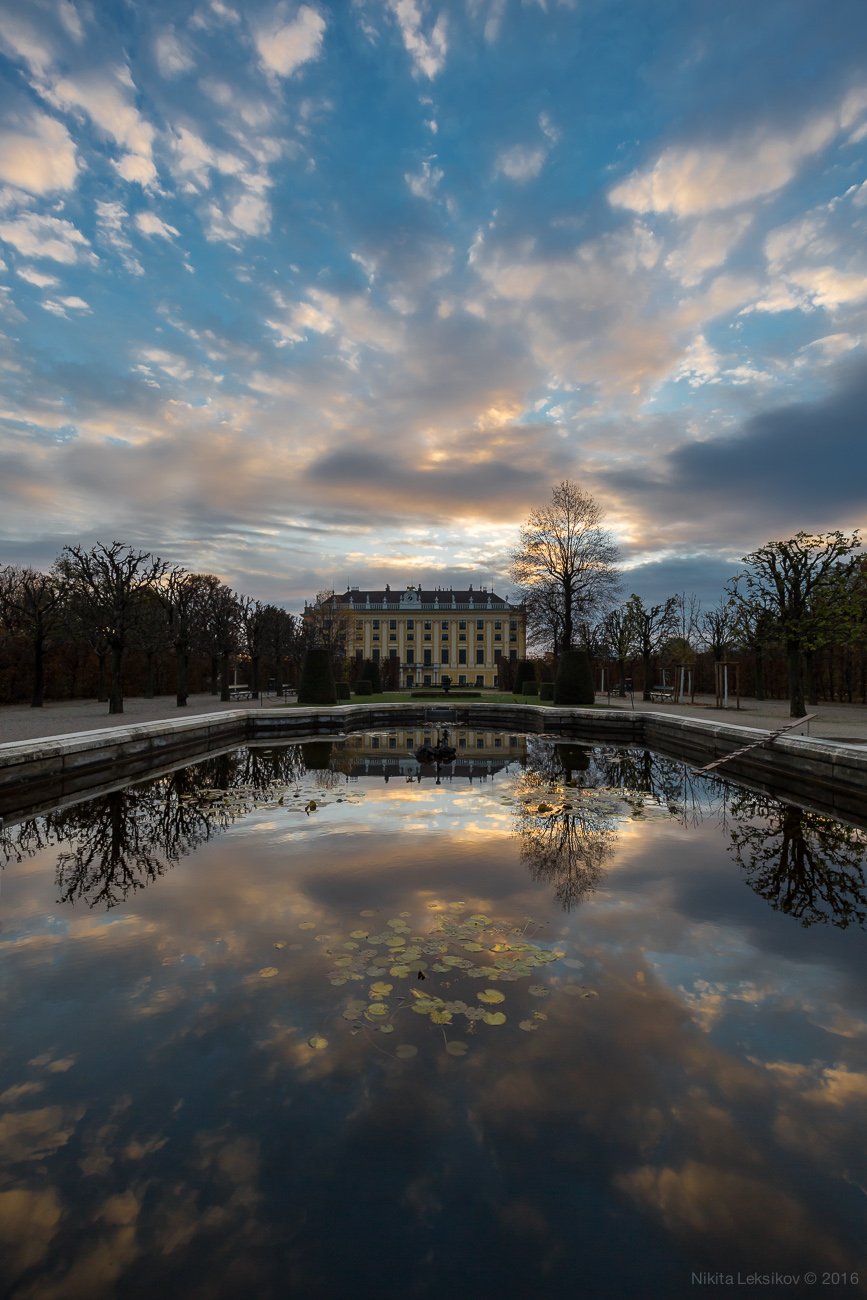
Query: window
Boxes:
[
  {"xmin": 510, "ymin": 620, "xmax": 517, "ymax": 630},
  {"xmin": 441, "ymin": 648, "xmax": 450, "ymax": 664},
  {"xmin": 494, "ymin": 649, "xmax": 502, "ymax": 662},
  {"xmin": 495, "ymin": 620, "xmax": 502, "ymax": 630},
  {"xmin": 423, "ymin": 674, "xmax": 431, "ymax": 686},
  {"xmin": 441, "ymin": 620, "xmax": 449, "ymax": 630},
  {"xmin": 390, "ymin": 619, "xmax": 397, "ymax": 630},
  {"xmin": 371, "ymin": 736, "xmax": 380, "ymax": 749},
  {"xmin": 356, "ymin": 620, "xmax": 363, "ymax": 630},
  {"xmin": 459, "ymin": 648, "xmax": 467, "ymax": 665},
  {"xmin": 459, "ymin": 633, "xmax": 466, "ymax": 641},
  {"xmin": 494, "ymin": 633, "xmax": 501, "ymax": 642},
  {"xmin": 389, "ymin": 649, "xmax": 398, "ymax": 660},
  {"xmin": 476, "ymin": 648, "xmax": 484, "ymax": 664},
  {"xmin": 407, "ymin": 620, "xmax": 414, "ymax": 630},
  {"xmin": 390, "ymin": 633, "xmax": 397, "ymax": 641},
  {"xmin": 494, "ymin": 737, "xmax": 502, "ymax": 748},
  {"xmin": 372, "ymin": 619, "xmax": 380, "ymax": 629},
  {"xmin": 476, "ymin": 732, "xmax": 484, "ymax": 742},
  {"xmin": 372, "ymin": 648, "xmax": 380, "ymax": 662},
  {"xmin": 458, "ymin": 675, "xmax": 466, "ymax": 686},
  {"xmin": 424, "ymin": 633, "xmax": 431, "ymax": 641},
  {"xmin": 459, "ymin": 620, "xmax": 466, "ymax": 630},
  {"xmin": 424, "ymin": 649, "xmax": 431, "ymax": 665},
  {"xmin": 476, "ymin": 619, "xmax": 483, "ymax": 629},
  {"xmin": 441, "ymin": 633, "xmax": 449, "ymax": 641},
  {"xmin": 477, "ymin": 632, "xmax": 484, "ymax": 641},
  {"xmin": 355, "ymin": 649, "xmax": 363, "ymax": 661},
  {"xmin": 424, "ymin": 621, "xmax": 431, "ymax": 630},
  {"xmin": 509, "ymin": 650, "xmax": 517, "ymax": 661},
  {"xmin": 372, "ymin": 633, "xmax": 379, "ymax": 642},
  {"xmin": 389, "ymin": 736, "xmax": 397, "ymax": 749},
  {"xmin": 406, "ymin": 633, "xmax": 414, "ymax": 642},
  {"xmin": 509, "ymin": 634, "xmax": 517, "ymax": 642},
  {"xmin": 406, "ymin": 649, "xmax": 414, "ymax": 664}
]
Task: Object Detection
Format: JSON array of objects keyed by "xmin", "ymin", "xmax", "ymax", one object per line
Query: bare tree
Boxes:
[
  {"xmin": 0, "ymin": 566, "xmax": 65, "ymax": 707},
  {"xmin": 625, "ymin": 593, "xmax": 679, "ymax": 700},
  {"xmin": 600, "ymin": 605, "xmax": 636, "ymax": 694},
  {"xmin": 699, "ymin": 594, "xmax": 738, "ymax": 662},
  {"xmin": 510, "ymin": 481, "xmax": 620, "ymax": 653},
  {"xmin": 732, "ymin": 531, "xmax": 861, "ymax": 717},
  {"xmin": 57, "ymin": 542, "xmax": 169, "ymax": 714}
]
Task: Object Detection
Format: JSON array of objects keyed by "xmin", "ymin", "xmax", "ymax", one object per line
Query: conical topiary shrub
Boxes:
[
  {"xmin": 512, "ymin": 659, "xmax": 536, "ymax": 694},
  {"xmin": 298, "ymin": 646, "xmax": 337, "ymax": 705},
  {"xmin": 554, "ymin": 649, "xmax": 595, "ymax": 705},
  {"xmin": 361, "ymin": 657, "xmax": 382, "ymax": 693}
]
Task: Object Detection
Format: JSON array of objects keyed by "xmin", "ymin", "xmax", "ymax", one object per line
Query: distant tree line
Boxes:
[
  {"xmin": 0, "ymin": 541, "xmax": 305, "ymax": 713},
  {"xmin": 510, "ymin": 483, "xmax": 864, "ymax": 718}
]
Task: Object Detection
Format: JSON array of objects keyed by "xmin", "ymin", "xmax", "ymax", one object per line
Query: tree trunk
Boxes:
[
  {"xmin": 274, "ymin": 656, "xmax": 283, "ymax": 697},
  {"xmin": 251, "ymin": 653, "xmax": 260, "ymax": 699},
  {"xmin": 642, "ymin": 652, "xmax": 652, "ymax": 701},
  {"xmin": 754, "ymin": 646, "xmax": 765, "ymax": 701},
  {"xmin": 220, "ymin": 652, "xmax": 231, "ymax": 702},
  {"xmin": 97, "ymin": 651, "xmax": 109, "ymax": 702},
  {"xmin": 803, "ymin": 649, "xmax": 818, "ymax": 706},
  {"xmin": 176, "ymin": 643, "xmax": 189, "ymax": 707},
  {"xmin": 109, "ymin": 643, "xmax": 124, "ymax": 714},
  {"xmin": 210, "ymin": 654, "xmax": 219, "ymax": 695},
  {"xmin": 144, "ymin": 651, "xmax": 156, "ymax": 699},
  {"xmin": 786, "ymin": 642, "xmax": 805, "ymax": 718},
  {"xmin": 31, "ymin": 632, "xmax": 45, "ymax": 708}
]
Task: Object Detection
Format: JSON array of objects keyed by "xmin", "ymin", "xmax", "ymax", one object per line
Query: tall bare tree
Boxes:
[
  {"xmin": 732, "ymin": 531, "xmax": 861, "ymax": 717},
  {"xmin": 625, "ymin": 593, "xmax": 679, "ymax": 700},
  {"xmin": 510, "ymin": 481, "xmax": 620, "ymax": 653},
  {"xmin": 57, "ymin": 542, "xmax": 169, "ymax": 714},
  {"xmin": 0, "ymin": 566, "xmax": 65, "ymax": 707}
]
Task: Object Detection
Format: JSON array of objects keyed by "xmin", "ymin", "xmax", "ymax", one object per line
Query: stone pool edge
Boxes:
[{"xmin": 1, "ymin": 702, "xmax": 864, "ymax": 825}]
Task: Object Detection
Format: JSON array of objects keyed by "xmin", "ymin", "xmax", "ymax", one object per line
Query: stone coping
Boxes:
[{"xmin": 1, "ymin": 702, "xmax": 864, "ymax": 827}]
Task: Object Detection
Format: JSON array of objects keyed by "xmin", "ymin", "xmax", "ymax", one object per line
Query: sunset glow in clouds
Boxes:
[{"xmin": 1, "ymin": 0, "xmax": 866, "ymax": 609}]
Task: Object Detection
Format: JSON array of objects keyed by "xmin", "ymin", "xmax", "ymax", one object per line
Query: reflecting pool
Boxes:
[{"xmin": 1, "ymin": 733, "xmax": 866, "ymax": 1300}]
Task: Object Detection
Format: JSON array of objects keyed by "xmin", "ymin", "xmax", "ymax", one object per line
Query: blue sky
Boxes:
[{"xmin": 1, "ymin": 0, "xmax": 865, "ymax": 612}]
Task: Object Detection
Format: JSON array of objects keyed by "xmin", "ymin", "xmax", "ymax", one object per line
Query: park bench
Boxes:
[
  {"xmin": 649, "ymin": 686, "xmax": 675, "ymax": 702},
  {"xmin": 229, "ymin": 685, "xmax": 253, "ymax": 700}
]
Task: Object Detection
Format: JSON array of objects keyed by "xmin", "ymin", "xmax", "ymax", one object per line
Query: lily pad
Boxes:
[
  {"xmin": 528, "ymin": 985, "xmax": 549, "ymax": 998},
  {"xmin": 478, "ymin": 989, "xmax": 506, "ymax": 1004},
  {"xmin": 430, "ymin": 1009, "xmax": 453, "ymax": 1024},
  {"xmin": 518, "ymin": 1019, "xmax": 539, "ymax": 1032},
  {"xmin": 445, "ymin": 1040, "xmax": 469, "ymax": 1056},
  {"xmin": 395, "ymin": 1044, "xmax": 418, "ymax": 1059},
  {"xmin": 369, "ymin": 981, "xmax": 393, "ymax": 998},
  {"xmin": 482, "ymin": 1011, "xmax": 507, "ymax": 1026},
  {"xmin": 366, "ymin": 1003, "xmax": 389, "ymax": 1018},
  {"xmin": 258, "ymin": 967, "xmax": 279, "ymax": 979},
  {"xmin": 307, "ymin": 1035, "xmax": 328, "ymax": 1050},
  {"xmin": 298, "ymin": 922, "xmax": 316, "ymax": 931},
  {"xmin": 273, "ymin": 941, "xmax": 286, "ymax": 950}
]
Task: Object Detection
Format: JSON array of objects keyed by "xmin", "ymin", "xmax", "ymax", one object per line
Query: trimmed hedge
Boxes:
[
  {"xmin": 554, "ymin": 649, "xmax": 595, "ymax": 705},
  {"xmin": 522, "ymin": 680, "xmax": 539, "ymax": 696},
  {"xmin": 361, "ymin": 658, "xmax": 382, "ymax": 693},
  {"xmin": 539, "ymin": 682, "xmax": 554, "ymax": 700},
  {"xmin": 354, "ymin": 679, "xmax": 373, "ymax": 695},
  {"xmin": 512, "ymin": 659, "xmax": 536, "ymax": 694},
  {"xmin": 298, "ymin": 646, "xmax": 337, "ymax": 705},
  {"xmin": 335, "ymin": 681, "xmax": 350, "ymax": 700},
  {"xmin": 410, "ymin": 690, "xmax": 482, "ymax": 698}
]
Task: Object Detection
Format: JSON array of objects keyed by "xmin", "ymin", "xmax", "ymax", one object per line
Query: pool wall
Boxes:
[{"xmin": 1, "ymin": 703, "xmax": 865, "ymax": 824}]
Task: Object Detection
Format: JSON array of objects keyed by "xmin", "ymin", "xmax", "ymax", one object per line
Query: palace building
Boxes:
[{"xmin": 312, "ymin": 583, "xmax": 526, "ymax": 689}]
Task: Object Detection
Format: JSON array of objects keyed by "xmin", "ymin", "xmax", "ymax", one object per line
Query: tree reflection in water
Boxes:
[
  {"xmin": 513, "ymin": 740, "xmax": 619, "ymax": 910},
  {"xmin": 728, "ymin": 794, "xmax": 867, "ymax": 928}
]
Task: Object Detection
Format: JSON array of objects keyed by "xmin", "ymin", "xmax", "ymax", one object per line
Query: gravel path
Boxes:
[{"xmin": 1, "ymin": 690, "xmax": 866, "ymax": 747}]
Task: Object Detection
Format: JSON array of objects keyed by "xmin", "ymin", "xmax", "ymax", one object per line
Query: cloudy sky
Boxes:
[{"xmin": 1, "ymin": 0, "xmax": 865, "ymax": 611}]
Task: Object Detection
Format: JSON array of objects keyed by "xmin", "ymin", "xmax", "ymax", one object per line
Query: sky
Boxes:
[{"xmin": 0, "ymin": 0, "xmax": 866, "ymax": 614}]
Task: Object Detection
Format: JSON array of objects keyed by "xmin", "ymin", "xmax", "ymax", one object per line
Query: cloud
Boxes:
[
  {"xmin": 43, "ymin": 66, "xmax": 158, "ymax": 187},
  {"xmin": 387, "ymin": 0, "xmax": 448, "ymax": 79},
  {"xmin": 495, "ymin": 145, "xmax": 547, "ymax": 183},
  {"xmin": 405, "ymin": 158, "xmax": 443, "ymax": 200},
  {"xmin": 0, "ymin": 212, "xmax": 92, "ymax": 264},
  {"xmin": 167, "ymin": 126, "xmax": 245, "ymax": 192},
  {"xmin": 609, "ymin": 105, "xmax": 848, "ymax": 217},
  {"xmin": 95, "ymin": 200, "xmax": 144, "ymax": 276},
  {"xmin": 0, "ymin": 108, "xmax": 78, "ymax": 195},
  {"xmin": 42, "ymin": 295, "xmax": 91, "ymax": 317},
  {"xmin": 134, "ymin": 211, "xmax": 181, "ymax": 240},
  {"xmin": 15, "ymin": 266, "xmax": 60, "ymax": 289},
  {"xmin": 154, "ymin": 29, "xmax": 195, "ymax": 77},
  {"xmin": 255, "ymin": 4, "xmax": 326, "ymax": 77},
  {"xmin": 664, "ymin": 214, "xmax": 752, "ymax": 287}
]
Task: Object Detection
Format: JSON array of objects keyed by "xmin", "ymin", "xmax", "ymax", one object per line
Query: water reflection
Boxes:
[
  {"xmin": 2, "ymin": 737, "xmax": 866, "ymax": 931},
  {"xmin": 728, "ymin": 793, "xmax": 867, "ymax": 929}
]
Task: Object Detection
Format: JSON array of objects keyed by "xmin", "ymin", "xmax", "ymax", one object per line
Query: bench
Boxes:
[
  {"xmin": 229, "ymin": 687, "xmax": 252, "ymax": 701},
  {"xmin": 649, "ymin": 687, "xmax": 675, "ymax": 702}
]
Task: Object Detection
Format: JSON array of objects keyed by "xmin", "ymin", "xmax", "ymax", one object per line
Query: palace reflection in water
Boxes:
[{"xmin": 1, "ymin": 734, "xmax": 865, "ymax": 1300}]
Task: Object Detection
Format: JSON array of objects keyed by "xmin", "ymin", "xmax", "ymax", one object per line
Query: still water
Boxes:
[{"xmin": 1, "ymin": 732, "xmax": 866, "ymax": 1300}]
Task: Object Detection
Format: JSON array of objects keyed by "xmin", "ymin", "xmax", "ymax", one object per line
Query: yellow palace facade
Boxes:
[{"xmin": 322, "ymin": 584, "xmax": 526, "ymax": 689}]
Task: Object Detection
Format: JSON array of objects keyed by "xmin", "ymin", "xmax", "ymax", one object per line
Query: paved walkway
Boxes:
[{"xmin": 2, "ymin": 691, "xmax": 866, "ymax": 747}]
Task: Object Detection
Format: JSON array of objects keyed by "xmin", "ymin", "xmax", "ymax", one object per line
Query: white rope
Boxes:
[{"xmin": 696, "ymin": 714, "xmax": 817, "ymax": 774}]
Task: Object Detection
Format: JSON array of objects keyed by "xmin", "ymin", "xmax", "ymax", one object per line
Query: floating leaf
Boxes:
[
  {"xmin": 467, "ymin": 914, "xmax": 490, "ymax": 925},
  {"xmin": 273, "ymin": 941, "xmax": 286, "ymax": 950},
  {"xmin": 442, "ymin": 956, "xmax": 472, "ymax": 969},
  {"xmin": 518, "ymin": 1019, "xmax": 538, "ymax": 1032},
  {"xmin": 533, "ymin": 1011, "xmax": 548, "ymax": 1021},
  {"xmin": 307, "ymin": 1035, "xmax": 328, "ymax": 1050},
  {"xmin": 462, "ymin": 942, "xmax": 484, "ymax": 952},
  {"xmin": 350, "ymin": 930, "xmax": 369, "ymax": 939},
  {"xmin": 369, "ymin": 982, "xmax": 393, "ymax": 998},
  {"xmin": 430, "ymin": 1010, "xmax": 453, "ymax": 1024},
  {"xmin": 445, "ymin": 1041, "xmax": 468, "ymax": 1056},
  {"xmin": 482, "ymin": 1011, "xmax": 506, "ymax": 1026},
  {"xmin": 378, "ymin": 1023, "xmax": 395, "ymax": 1034},
  {"xmin": 389, "ymin": 965, "xmax": 412, "ymax": 978},
  {"xmin": 384, "ymin": 936, "xmax": 406, "ymax": 949},
  {"xmin": 387, "ymin": 918, "xmax": 410, "ymax": 931},
  {"xmin": 411, "ymin": 999, "xmax": 440, "ymax": 1015},
  {"xmin": 478, "ymin": 989, "xmax": 505, "ymax": 1004},
  {"xmin": 343, "ymin": 941, "xmax": 360, "ymax": 950},
  {"xmin": 359, "ymin": 910, "xmax": 376, "ymax": 918},
  {"xmin": 333, "ymin": 957, "xmax": 353, "ymax": 968},
  {"xmin": 258, "ymin": 967, "xmax": 279, "ymax": 979},
  {"xmin": 395, "ymin": 1044, "xmax": 418, "ymax": 1059},
  {"xmin": 366, "ymin": 1003, "xmax": 388, "ymax": 1018},
  {"xmin": 298, "ymin": 922, "xmax": 316, "ymax": 931}
]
